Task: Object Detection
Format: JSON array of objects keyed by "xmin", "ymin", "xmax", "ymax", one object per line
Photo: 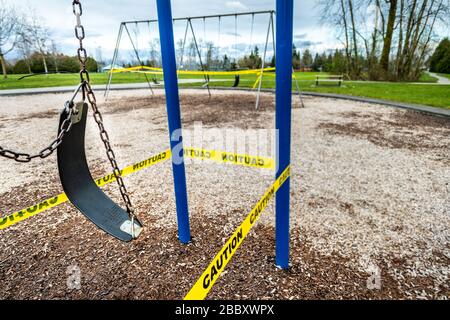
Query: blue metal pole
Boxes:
[
  {"xmin": 156, "ymin": 0, "xmax": 191, "ymax": 244},
  {"xmin": 275, "ymin": 0, "xmax": 294, "ymax": 269}
]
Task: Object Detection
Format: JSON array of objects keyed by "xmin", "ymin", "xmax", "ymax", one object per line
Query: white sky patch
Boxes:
[{"xmin": 225, "ymin": 1, "xmax": 248, "ymax": 10}]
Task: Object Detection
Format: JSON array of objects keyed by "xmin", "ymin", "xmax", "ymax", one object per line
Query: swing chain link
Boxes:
[
  {"xmin": 0, "ymin": 102, "xmax": 76, "ymax": 163},
  {"xmin": 72, "ymin": 0, "xmax": 137, "ymax": 231}
]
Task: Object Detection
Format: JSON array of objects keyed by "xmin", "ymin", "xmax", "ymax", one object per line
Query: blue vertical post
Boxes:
[
  {"xmin": 156, "ymin": 0, "xmax": 191, "ymax": 244},
  {"xmin": 275, "ymin": 0, "xmax": 294, "ymax": 269}
]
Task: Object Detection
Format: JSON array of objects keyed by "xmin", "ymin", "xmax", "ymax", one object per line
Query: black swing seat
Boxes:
[
  {"xmin": 232, "ymin": 75, "xmax": 240, "ymax": 87},
  {"xmin": 57, "ymin": 102, "xmax": 143, "ymax": 242}
]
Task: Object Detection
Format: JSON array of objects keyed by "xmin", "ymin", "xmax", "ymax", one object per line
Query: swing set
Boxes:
[
  {"xmin": 0, "ymin": 0, "xmax": 294, "ymax": 271},
  {"xmin": 105, "ymin": 10, "xmax": 303, "ymax": 109}
]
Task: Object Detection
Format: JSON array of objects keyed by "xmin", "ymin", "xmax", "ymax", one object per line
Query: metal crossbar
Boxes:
[{"xmin": 121, "ymin": 10, "xmax": 275, "ymax": 25}]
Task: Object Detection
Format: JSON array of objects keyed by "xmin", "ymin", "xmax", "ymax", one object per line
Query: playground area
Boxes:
[{"xmin": 0, "ymin": 89, "xmax": 448, "ymax": 299}]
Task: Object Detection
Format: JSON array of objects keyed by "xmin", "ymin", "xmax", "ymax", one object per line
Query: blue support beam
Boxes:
[
  {"xmin": 156, "ymin": 0, "xmax": 191, "ymax": 244},
  {"xmin": 275, "ymin": 0, "xmax": 294, "ymax": 269}
]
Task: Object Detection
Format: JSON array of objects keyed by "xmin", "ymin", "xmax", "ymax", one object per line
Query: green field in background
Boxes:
[{"xmin": 1, "ymin": 72, "xmax": 449, "ymax": 109}]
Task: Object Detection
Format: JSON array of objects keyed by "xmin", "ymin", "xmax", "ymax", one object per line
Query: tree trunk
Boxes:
[
  {"xmin": 395, "ymin": 0, "xmax": 405, "ymax": 74},
  {"xmin": 369, "ymin": 0, "xmax": 381, "ymax": 78},
  {"xmin": 348, "ymin": 0, "xmax": 359, "ymax": 76},
  {"xmin": 0, "ymin": 53, "xmax": 7, "ymax": 79},
  {"xmin": 25, "ymin": 57, "xmax": 32, "ymax": 74},
  {"xmin": 370, "ymin": 0, "xmax": 380, "ymax": 61},
  {"xmin": 340, "ymin": 0, "xmax": 352, "ymax": 76},
  {"xmin": 414, "ymin": 1, "xmax": 442, "ymax": 77},
  {"xmin": 398, "ymin": 0, "xmax": 418, "ymax": 78},
  {"xmin": 41, "ymin": 52, "xmax": 48, "ymax": 74},
  {"xmin": 403, "ymin": 0, "xmax": 429, "ymax": 78},
  {"xmin": 54, "ymin": 55, "xmax": 59, "ymax": 73},
  {"xmin": 380, "ymin": 0, "xmax": 398, "ymax": 72}
]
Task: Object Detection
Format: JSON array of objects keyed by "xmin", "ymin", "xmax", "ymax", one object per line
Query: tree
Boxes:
[
  {"xmin": 319, "ymin": 0, "xmax": 449, "ymax": 80},
  {"xmin": 301, "ymin": 49, "xmax": 313, "ymax": 69},
  {"xmin": 429, "ymin": 38, "xmax": 450, "ymax": 73},
  {"xmin": 0, "ymin": 1, "xmax": 22, "ymax": 78},
  {"xmin": 222, "ymin": 54, "xmax": 231, "ymax": 70},
  {"xmin": 312, "ymin": 53, "xmax": 322, "ymax": 71},
  {"xmin": 379, "ymin": 0, "xmax": 398, "ymax": 72},
  {"xmin": 269, "ymin": 55, "xmax": 276, "ymax": 67},
  {"xmin": 292, "ymin": 44, "xmax": 301, "ymax": 69},
  {"xmin": 332, "ymin": 49, "xmax": 347, "ymax": 74},
  {"xmin": 16, "ymin": 28, "xmax": 33, "ymax": 74},
  {"xmin": 347, "ymin": 0, "xmax": 360, "ymax": 76},
  {"xmin": 149, "ymin": 38, "xmax": 161, "ymax": 67},
  {"xmin": 25, "ymin": 10, "xmax": 51, "ymax": 74},
  {"xmin": 205, "ymin": 42, "xmax": 215, "ymax": 70},
  {"xmin": 238, "ymin": 46, "xmax": 262, "ymax": 69},
  {"xmin": 50, "ymin": 40, "xmax": 59, "ymax": 73}
]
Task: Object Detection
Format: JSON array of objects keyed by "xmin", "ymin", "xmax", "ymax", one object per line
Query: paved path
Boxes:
[
  {"xmin": 0, "ymin": 83, "xmax": 448, "ymax": 118},
  {"xmin": 297, "ymin": 79, "xmax": 450, "ymax": 85},
  {"xmin": 427, "ymin": 72, "xmax": 450, "ymax": 84},
  {"xmin": 0, "ymin": 79, "xmax": 224, "ymax": 96}
]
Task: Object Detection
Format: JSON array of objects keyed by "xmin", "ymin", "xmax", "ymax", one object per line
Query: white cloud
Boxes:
[{"xmin": 225, "ymin": 1, "xmax": 247, "ymax": 11}]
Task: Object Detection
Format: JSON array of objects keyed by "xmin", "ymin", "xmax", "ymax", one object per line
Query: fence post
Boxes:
[
  {"xmin": 275, "ymin": 0, "xmax": 294, "ymax": 269},
  {"xmin": 156, "ymin": 0, "xmax": 191, "ymax": 244}
]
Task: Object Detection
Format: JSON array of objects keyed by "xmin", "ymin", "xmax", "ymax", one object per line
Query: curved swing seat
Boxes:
[
  {"xmin": 57, "ymin": 102, "xmax": 143, "ymax": 242},
  {"xmin": 232, "ymin": 75, "xmax": 240, "ymax": 87}
]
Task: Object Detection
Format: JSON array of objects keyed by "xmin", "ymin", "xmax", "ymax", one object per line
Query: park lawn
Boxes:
[
  {"xmin": 0, "ymin": 71, "xmax": 312, "ymax": 90},
  {"xmin": 0, "ymin": 73, "xmax": 158, "ymax": 90},
  {"xmin": 418, "ymin": 72, "xmax": 439, "ymax": 83},
  {"xmin": 303, "ymin": 82, "xmax": 449, "ymax": 109},
  {"xmin": 199, "ymin": 77, "xmax": 450, "ymax": 109},
  {"xmin": 1, "ymin": 72, "xmax": 449, "ymax": 109}
]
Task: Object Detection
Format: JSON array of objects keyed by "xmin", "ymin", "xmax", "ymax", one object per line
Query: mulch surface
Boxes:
[{"xmin": 0, "ymin": 93, "xmax": 448, "ymax": 300}]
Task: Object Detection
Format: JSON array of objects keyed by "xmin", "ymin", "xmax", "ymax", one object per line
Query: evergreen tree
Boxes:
[
  {"xmin": 292, "ymin": 44, "xmax": 301, "ymax": 69},
  {"xmin": 301, "ymin": 49, "xmax": 313, "ymax": 69},
  {"xmin": 429, "ymin": 38, "xmax": 450, "ymax": 74}
]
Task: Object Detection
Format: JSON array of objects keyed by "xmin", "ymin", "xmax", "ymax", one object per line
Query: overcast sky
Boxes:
[{"xmin": 4, "ymin": 0, "xmax": 448, "ymax": 63}]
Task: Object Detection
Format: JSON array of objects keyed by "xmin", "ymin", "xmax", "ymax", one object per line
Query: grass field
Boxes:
[
  {"xmin": 418, "ymin": 72, "xmax": 439, "ymax": 83},
  {"xmin": 1, "ymin": 72, "xmax": 449, "ymax": 109}
]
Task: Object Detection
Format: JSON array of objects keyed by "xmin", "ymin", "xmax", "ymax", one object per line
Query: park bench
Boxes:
[{"xmin": 316, "ymin": 75, "xmax": 344, "ymax": 86}]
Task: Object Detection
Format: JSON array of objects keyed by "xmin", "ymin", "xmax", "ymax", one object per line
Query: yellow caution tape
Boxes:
[
  {"xmin": 184, "ymin": 165, "xmax": 290, "ymax": 300},
  {"xmin": 184, "ymin": 147, "xmax": 274, "ymax": 170},
  {"xmin": 0, "ymin": 193, "xmax": 69, "ymax": 231},
  {"xmin": 0, "ymin": 148, "xmax": 274, "ymax": 231},
  {"xmin": 111, "ymin": 66, "xmax": 275, "ymax": 76},
  {"xmin": 0, "ymin": 150, "xmax": 171, "ymax": 231}
]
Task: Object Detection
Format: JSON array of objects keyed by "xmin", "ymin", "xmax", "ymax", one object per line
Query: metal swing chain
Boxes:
[
  {"xmin": 72, "ymin": 0, "xmax": 138, "ymax": 233},
  {"xmin": 0, "ymin": 91, "xmax": 82, "ymax": 163}
]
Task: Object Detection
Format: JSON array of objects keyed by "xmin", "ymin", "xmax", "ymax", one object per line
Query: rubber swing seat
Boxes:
[
  {"xmin": 57, "ymin": 102, "xmax": 143, "ymax": 242},
  {"xmin": 233, "ymin": 75, "xmax": 240, "ymax": 87}
]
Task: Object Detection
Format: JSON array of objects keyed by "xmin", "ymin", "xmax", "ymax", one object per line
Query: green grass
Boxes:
[
  {"xmin": 418, "ymin": 72, "xmax": 439, "ymax": 83},
  {"xmin": 302, "ymin": 82, "xmax": 449, "ymax": 109},
  {"xmin": 196, "ymin": 75, "xmax": 450, "ymax": 109},
  {"xmin": 1, "ymin": 72, "xmax": 449, "ymax": 109},
  {"xmin": 0, "ymin": 73, "xmax": 157, "ymax": 90}
]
